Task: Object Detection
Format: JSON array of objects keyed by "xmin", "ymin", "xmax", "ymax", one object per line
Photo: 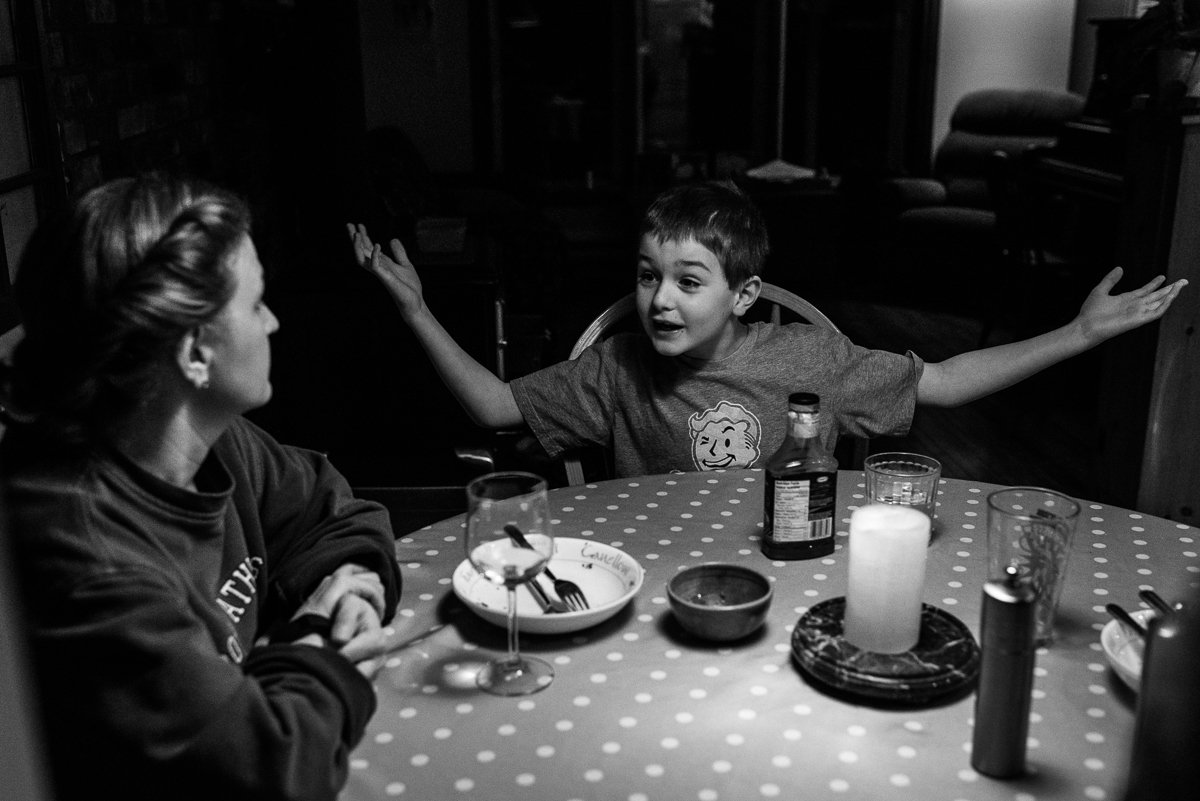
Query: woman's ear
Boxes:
[
  {"xmin": 175, "ymin": 328, "xmax": 213, "ymax": 390},
  {"xmin": 732, "ymin": 275, "xmax": 762, "ymax": 318}
]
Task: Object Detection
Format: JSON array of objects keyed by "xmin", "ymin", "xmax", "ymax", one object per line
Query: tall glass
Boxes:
[
  {"xmin": 464, "ymin": 471, "xmax": 555, "ymax": 695},
  {"xmin": 986, "ymin": 487, "xmax": 1081, "ymax": 647}
]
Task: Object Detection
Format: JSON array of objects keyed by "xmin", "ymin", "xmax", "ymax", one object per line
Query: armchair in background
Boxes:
[{"xmin": 868, "ymin": 88, "xmax": 1085, "ymax": 336}]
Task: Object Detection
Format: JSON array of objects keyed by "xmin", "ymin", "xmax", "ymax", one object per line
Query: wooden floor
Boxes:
[{"xmin": 821, "ymin": 298, "xmax": 1109, "ymax": 504}]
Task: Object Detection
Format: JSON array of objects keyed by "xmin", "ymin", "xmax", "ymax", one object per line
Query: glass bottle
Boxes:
[{"xmin": 761, "ymin": 392, "xmax": 838, "ymax": 560}]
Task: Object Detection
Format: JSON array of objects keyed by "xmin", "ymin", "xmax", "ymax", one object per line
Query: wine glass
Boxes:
[{"xmin": 464, "ymin": 471, "xmax": 555, "ymax": 695}]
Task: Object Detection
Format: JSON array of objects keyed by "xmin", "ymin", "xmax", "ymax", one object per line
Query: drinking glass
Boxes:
[
  {"xmin": 986, "ymin": 486, "xmax": 1081, "ymax": 647},
  {"xmin": 864, "ymin": 451, "xmax": 941, "ymax": 525},
  {"xmin": 465, "ymin": 471, "xmax": 555, "ymax": 695}
]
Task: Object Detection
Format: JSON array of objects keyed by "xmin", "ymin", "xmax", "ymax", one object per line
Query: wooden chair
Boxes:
[{"xmin": 560, "ymin": 282, "xmax": 860, "ymax": 486}]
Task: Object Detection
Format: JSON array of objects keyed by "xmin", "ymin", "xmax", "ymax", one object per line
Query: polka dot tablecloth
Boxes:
[{"xmin": 345, "ymin": 470, "xmax": 1199, "ymax": 801}]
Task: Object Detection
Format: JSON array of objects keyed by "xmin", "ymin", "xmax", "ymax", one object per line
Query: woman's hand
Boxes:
[
  {"xmin": 331, "ymin": 594, "xmax": 387, "ymax": 679},
  {"xmin": 279, "ymin": 565, "xmax": 389, "ymax": 676},
  {"xmin": 1076, "ymin": 267, "xmax": 1187, "ymax": 344},
  {"xmin": 294, "ymin": 563, "xmax": 386, "ymax": 621},
  {"xmin": 346, "ymin": 223, "xmax": 424, "ymax": 318}
]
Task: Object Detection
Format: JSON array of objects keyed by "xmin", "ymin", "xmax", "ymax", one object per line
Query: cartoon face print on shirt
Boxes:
[{"xmin": 688, "ymin": 401, "xmax": 762, "ymax": 470}]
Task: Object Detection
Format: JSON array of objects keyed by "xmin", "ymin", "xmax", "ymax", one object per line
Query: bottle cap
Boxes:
[{"xmin": 788, "ymin": 391, "xmax": 819, "ymax": 408}]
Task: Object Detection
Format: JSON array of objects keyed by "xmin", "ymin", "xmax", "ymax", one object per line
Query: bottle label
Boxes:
[{"xmin": 770, "ymin": 475, "xmax": 835, "ymax": 542}]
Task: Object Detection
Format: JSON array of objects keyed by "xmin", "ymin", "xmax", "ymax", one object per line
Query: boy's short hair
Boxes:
[{"xmin": 639, "ymin": 181, "xmax": 769, "ymax": 287}]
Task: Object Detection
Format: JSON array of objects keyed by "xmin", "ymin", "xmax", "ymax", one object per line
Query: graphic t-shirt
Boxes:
[{"xmin": 511, "ymin": 321, "xmax": 922, "ymax": 477}]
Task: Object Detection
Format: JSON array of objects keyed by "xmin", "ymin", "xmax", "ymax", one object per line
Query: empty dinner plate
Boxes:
[
  {"xmin": 1101, "ymin": 607, "xmax": 1155, "ymax": 692},
  {"xmin": 453, "ymin": 538, "xmax": 644, "ymax": 634}
]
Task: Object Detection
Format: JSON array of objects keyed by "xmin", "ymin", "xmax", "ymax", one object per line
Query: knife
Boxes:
[
  {"xmin": 503, "ymin": 528, "xmax": 568, "ymax": 614},
  {"xmin": 525, "ymin": 575, "xmax": 568, "ymax": 614}
]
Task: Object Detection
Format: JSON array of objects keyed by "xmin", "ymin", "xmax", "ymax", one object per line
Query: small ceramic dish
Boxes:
[
  {"xmin": 453, "ymin": 537, "xmax": 644, "ymax": 634},
  {"xmin": 1100, "ymin": 607, "xmax": 1155, "ymax": 692},
  {"xmin": 667, "ymin": 563, "xmax": 773, "ymax": 642}
]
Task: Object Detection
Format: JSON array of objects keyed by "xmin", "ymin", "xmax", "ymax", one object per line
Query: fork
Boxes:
[{"xmin": 504, "ymin": 524, "xmax": 591, "ymax": 611}]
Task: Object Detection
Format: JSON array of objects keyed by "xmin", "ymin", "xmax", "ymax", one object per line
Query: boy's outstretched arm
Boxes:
[
  {"xmin": 346, "ymin": 223, "xmax": 524, "ymax": 429},
  {"xmin": 918, "ymin": 267, "xmax": 1187, "ymax": 407}
]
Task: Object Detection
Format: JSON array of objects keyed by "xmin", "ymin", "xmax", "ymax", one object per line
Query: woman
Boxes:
[{"xmin": 0, "ymin": 174, "xmax": 401, "ymax": 801}]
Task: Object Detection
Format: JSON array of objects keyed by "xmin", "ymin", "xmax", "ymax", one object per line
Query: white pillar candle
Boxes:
[{"xmin": 844, "ymin": 503, "xmax": 931, "ymax": 654}]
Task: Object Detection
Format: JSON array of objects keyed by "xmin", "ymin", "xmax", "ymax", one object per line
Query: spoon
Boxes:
[
  {"xmin": 1138, "ymin": 588, "xmax": 1176, "ymax": 617},
  {"xmin": 1106, "ymin": 603, "xmax": 1147, "ymax": 640}
]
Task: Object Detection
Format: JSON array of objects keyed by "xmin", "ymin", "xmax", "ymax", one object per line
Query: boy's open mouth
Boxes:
[{"xmin": 651, "ymin": 320, "xmax": 684, "ymax": 333}]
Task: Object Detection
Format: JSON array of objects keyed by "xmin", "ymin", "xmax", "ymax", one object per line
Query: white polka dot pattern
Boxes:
[{"xmin": 346, "ymin": 470, "xmax": 1199, "ymax": 801}]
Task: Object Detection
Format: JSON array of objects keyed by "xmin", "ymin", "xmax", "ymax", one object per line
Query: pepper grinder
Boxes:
[
  {"xmin": 971, "ymin": 565, "xmax": 1036, "ymax": 778},
  {"xmin": 1123, "ymin": 602, "xmax": 1200, "ymax": 800}
]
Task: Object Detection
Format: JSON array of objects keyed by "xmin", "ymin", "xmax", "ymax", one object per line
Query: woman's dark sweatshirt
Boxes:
[{"xmin": 1, "ymin": 417, "xmax": 402, "ymax": 801}]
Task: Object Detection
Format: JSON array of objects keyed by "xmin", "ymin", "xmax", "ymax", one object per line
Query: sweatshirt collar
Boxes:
[{"xmin": 102, "ymin": 439, "xmax": 235, "ymax": 520}]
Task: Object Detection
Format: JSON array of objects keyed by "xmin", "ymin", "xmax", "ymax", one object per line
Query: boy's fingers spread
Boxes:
[
  {"xmin": 1144, "ymin": 280, "xmax": 1184, "ymax": 303},
  {"xmin": 1139, "ymin": 275, "xmax": 1167, "ymax": 293},
  {"xmin": 1099, "ymin": 265, "xmax": 1123, "ymax": 290}
]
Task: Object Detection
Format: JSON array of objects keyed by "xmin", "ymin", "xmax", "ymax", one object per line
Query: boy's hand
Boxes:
[
  {"xmin": 1077, "ymin": 267, "xmax": 1187, "ymax": 344},
  {"xmin": 346, "ymin": 223, "xmax": 424, "ymax": 317}
]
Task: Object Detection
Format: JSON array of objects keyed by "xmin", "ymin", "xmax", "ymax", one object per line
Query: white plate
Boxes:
[
  {"xmin": 453, "ymin": 538, "xmax": 644, "ymax": 634},
  {"xmin": 1100, "ymin": 608, "xmax": 1155, "ymax": 692}
]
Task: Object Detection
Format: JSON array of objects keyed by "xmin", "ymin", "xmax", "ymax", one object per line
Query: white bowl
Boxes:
[
  {"xmin": 1100, "ymin": 608, "xmax": 1155, "ymax": 692},
  {"xmin": 453, "ymin": 537, "xmax": 644, "ymax": 634}
]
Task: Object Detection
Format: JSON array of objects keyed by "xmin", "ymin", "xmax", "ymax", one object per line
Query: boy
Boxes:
[{"xmin": 347, "ymin": 182, "xmax": 1185, "ymax": 477}]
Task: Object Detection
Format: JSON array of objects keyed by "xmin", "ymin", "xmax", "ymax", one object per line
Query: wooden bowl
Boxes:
[{"xmin": 667, "ymin": 563, "xmax": 773, "ymax": 642}]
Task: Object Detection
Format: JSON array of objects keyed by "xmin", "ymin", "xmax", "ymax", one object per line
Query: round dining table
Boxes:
[{"xmin": 344, "ymin": 470, "xmax": 1199, "ymax": 801}]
